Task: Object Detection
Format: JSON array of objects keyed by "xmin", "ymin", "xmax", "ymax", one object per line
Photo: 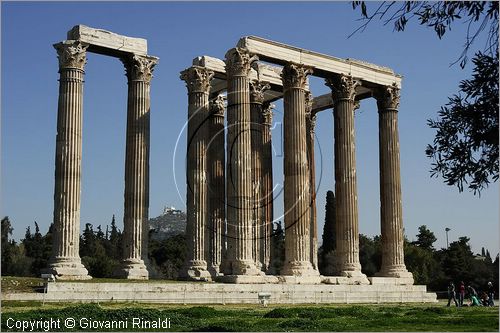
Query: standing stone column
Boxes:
[
  {"xmin": 261, "ymin": 102, "xmax": 274, "ymax": 273},
  {"xmin": 326, "ymin": 74, "xmax": 367, "ymax": 281},
  {"xmin": 281, "ymin": 63, "xmax": 319, "ymax": 278},
  {"xmin": 208, "ymin": 95, "xmax": 226, "ymax": 276},
  {"xmin": 119, "ymin": 54, "xmax": 158, "ymax": 280},
  {"xmin": 44, "ymin": 40, "xmax": 91, "ymax": 280},
  {"xmin": 305, "ymin": 92, "xmax": 318, "ymax": 271},
  {"xmin": 224, "ymin": 48, "xmax": 261, "ymax": 277},
  {"xmin": 375, "ymin": 83, "xmax": 413, "ymax": 282},
  {"xmin": 250, "ymin": 80, "xmax": 270, "ymax": 271},
  {"xmin": 180, "ymin": 66, "xmax": 214, "ymax": 280}
]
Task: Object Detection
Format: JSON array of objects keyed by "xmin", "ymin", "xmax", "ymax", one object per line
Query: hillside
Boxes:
[{"xmin": 148, "ymin": 206, "xmax": 186, "ymax": 240}]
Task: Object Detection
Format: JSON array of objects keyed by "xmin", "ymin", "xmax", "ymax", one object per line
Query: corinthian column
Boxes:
[
  {"xmin": 261, "ymin": 102, "xmax": 274, "ymax": 273},
  {"xmin": 305, "ymin": 92, "xmax": 318, "ymax": 271},
  {"xmin": 208, "ymin": 94, "xmax": 226, "ymax": 276},
  {"xmin": 250, "ymin": 80, "xmax": 270, "ymax": 271},
  {"xmin": 224, "ymin": 48, "xmax": 261, "ymax": 277},
  {"xmin": 118, "ymin": 54, "xmax": 158, "ymax": 280},
  {"xmin": 326, "ymin": 74, "xmax": 367, "ymax": 282},
  {"xmin": 281, "ymin": 63, "xmax": 319, "ymax": 278},
  {"xmin": 180, "ymin": 66, "xmax": 214, "ymax": 280},
  {"xmin": 375, "ymin": 83, "xmax": 413, "ymax": 283},
  {"xmin": 44, "ymin": 40, "xmax": 91, "ymax": 280}
]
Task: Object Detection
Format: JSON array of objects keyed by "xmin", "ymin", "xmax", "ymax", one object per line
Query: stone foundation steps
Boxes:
[{"xmin": 3, "ymin": 282, "xmax": 437, "ymax": 304}]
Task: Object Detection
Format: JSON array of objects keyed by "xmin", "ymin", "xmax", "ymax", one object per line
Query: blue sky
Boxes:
[{"xmin": 2, "ymin": 1, "xmax": 498, "ymax": 255}]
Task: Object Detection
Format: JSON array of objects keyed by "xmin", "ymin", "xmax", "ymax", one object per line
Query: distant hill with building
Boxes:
[{"xmin": 148, "ymin": 206, "xmax": 186, "ymax": 240}]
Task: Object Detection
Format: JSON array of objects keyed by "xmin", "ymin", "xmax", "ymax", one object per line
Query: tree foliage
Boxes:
[
  {"xmin": 426, "ymin": 53, "xmax": 499, "ymax": 193},
  {"xmin": 351, "ymin": 1, "xmax": 499, "ymax": 194},
  {"xmin": 319, "ymin": 191, "xmax": 337, "ymax": 275},
  {"xmin": 351, "ymin": 1, "xmax": 498, "ymax": 67},
  {"xmin": 412, "ymin": 225, "xmax": 437, "ymax": 250}
]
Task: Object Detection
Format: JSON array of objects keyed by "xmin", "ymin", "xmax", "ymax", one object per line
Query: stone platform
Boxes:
[{"xmin": 4, "ymin": 282, "xmax": 437, "ymax": 304}]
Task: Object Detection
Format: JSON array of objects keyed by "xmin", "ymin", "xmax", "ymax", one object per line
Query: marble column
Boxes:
[
  {"xmin": 326, "ymin": 74, "xmax": 367, "ymax": 281},
  {"xmin": 250, "ymin": 80, "xmax": 270, "ymax": 271},
  {"xmin": 281, "ymin": 63, "xmax": 319, "ymax": 277},
  {"xmin": 305, "ymin": 92, "xmax": 318, "ymax": 271},
  {"xmin": 44, "ymin": 40, "xmax": 91, "ymax": 280},
  {"xmin": 208, "ymin": 94, "xmax": 226, "ymax": 276},
  {"xmin": 375, "ymin": 83, "xmax": 413, "ymax": 282},
  {"xmin": 118, "ymin": 54, "xmax": 157, "ymax": 280},
  {"xmin": 180, "ymin": 66, "xmax": 214, "ymax": 280},
  {"xmin": 261, "ymin": 102, "xmax": 274, "ymax": 273},
  {"xmin": 224, "ymin": 48, "xmax": 261, "ymax": 276}
]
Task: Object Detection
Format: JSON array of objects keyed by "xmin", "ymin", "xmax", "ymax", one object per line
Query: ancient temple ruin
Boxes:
[
  {"xmin": 45, "ymin": 26, "xmax": 412, "ymax": 286},
  {"xmin": 32, "ymin": 25, "xmax": 440, "ymax": 303},
  {"xmin": 44, "ymin": 26, "xmax": 158, "ymax": 280},
  {"xmin": 180, "ymin": 36, "xmax": 414, "ymax": 285}
]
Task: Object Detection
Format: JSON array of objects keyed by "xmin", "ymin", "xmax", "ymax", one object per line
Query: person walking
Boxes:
[
  {"xmin": 487, "ymin": 282, "xmax": 495, "ymax": 306},
  {"xmin": 458, "ymin": 281, "xmax": 465, "ymax": 307},
  {"xmin": 447, "ymin": 281, "xmax": 458, "ymax": 307}
]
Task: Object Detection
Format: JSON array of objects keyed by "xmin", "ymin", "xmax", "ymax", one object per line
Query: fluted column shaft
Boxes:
[
  {"xmin": 225, "ymin": 48, "xmax": 260, "ymax": 275},
  {"xmin": 181, "ymin": 66, "xmax": 214, "ymax": 280},
  {"xmin": 305, "ymin": 95, "xmax": 318, "ymax": 270},
  {"xmin": 326, "ymin": 74, "xmax": 364, "ymax": 277},
  {"xmin": 45, "ymin": 40, "xmax": 90, "ymax": 280},
  {"xmin": 120, "ymin": 55, "xmax": 157, "ymax": 279},
  {"xmin": 250, "ymin": 81, "xmax": 270, "ymax": 271},
  {"xmin": 208, "ymin": 95, "xmax": 226, "ymax": 276},
  {"xmin": 261, "ymin": 103, "xmax": 274, "ymax": 272},
  {"xmin": 281, "ymin": 63, "xmax": 318, "ymax": 276},
  {"xmin": 376, "ymin": 84, "xmax": 413, "ymax": 280}
]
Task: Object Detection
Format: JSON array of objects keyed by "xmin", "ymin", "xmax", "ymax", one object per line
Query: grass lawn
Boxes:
[{"xmin": 1, "ymin": 301, "xmax": 498, "ymax": 332}]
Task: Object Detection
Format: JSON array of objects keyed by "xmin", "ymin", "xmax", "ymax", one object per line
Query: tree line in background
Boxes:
[
  {"xmin": 2, "ymin": 196, "xmax": 498, "ymax": 295},
  {"xmin": 319, "ymin": 190, "xmax": 499, "ymax": 293}
]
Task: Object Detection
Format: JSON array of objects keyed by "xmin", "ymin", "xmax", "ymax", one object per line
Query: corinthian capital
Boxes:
[
  {"xmin": 261, "ymin": 102, "xmax": 275, "ymax": 126},
  {"xmin": 375, "ymin": 83, "xmax": 400, "ymax": 110},
  {"xmin": 325, "ymin": 74, "xmax": 359, "ymax": 102},
  {"xmin": 225, "ymin": 48, "xmax": 258, "ymax": 77},
  {"xmin": 281, "ymin": 63, "xmax": 313, "ymax": 90},
  {"xmin": 123, "ymin": 55, "xmax": 158, "ymax": 83},
  {"xmin": 305, "ymin": 91, "xmax": 313, "ymax": 113},
  {"xmin": 54, "ymin": 40, "xmax": 89, "ymax": 70},
  {"xmin": 249, "ymin": 80, "xmax": 271, "ymax": 104},
  {"xmin": 210, "ymin": 94, "xmax": 226, "ymax": 117},
  {"xmin": 180, "ymin": 66, "xmax": 214, "ymax": 94},
  {"xmin": 307, "ymin": 112, "xmax": 318, "ymax": 135}
]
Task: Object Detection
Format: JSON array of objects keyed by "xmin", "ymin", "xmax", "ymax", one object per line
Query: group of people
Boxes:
[{"xmin": 447, "ymin": 281, "xmax": 495, "ymax": 307}]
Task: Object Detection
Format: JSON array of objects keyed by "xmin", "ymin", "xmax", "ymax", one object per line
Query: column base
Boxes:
[
  {"xmin": 216, "ymin": 274, "xmax": 275, "ymax": 284},
  {"xmin": 42, "ymin": 257, "xmax": 91, "ymax": 280},
  {"xmin": 231, "ymin": 260, "xmax": 263, "ymax": 276},
  {"xmin": 281, "ymin": 260, "xmax": 320, "ymax": 277},
  {"xmin": 180, "ymin": 260, "xmax": 211, "ymax": 281},
  {"xmin": 375, "ymin": 266, "xmax": 414, "ymax": 284},
  {"xmin": 207, "ymin": 265, "xmax": 223, "ymax": 278},
  {"xmin": 115, "ymin": 259, "xmax": 149, "ymax": 280}
]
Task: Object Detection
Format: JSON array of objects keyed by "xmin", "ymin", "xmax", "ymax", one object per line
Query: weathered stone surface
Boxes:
[
  {"xmin": 326, "ymin": 74, "xmax": 367, "ymax": 283},
  {"xmin": 224, "ymin": 48, "xmax": 261, "ymax": 276},
  {"xmin": 44, "ymin": 41, "xmax": 90, "ymax": 281},
  {"xmin": 280, "ymin": 63, "xmax": 319, "ymax": 277},
  {"xmin": 375, "ymin": 84, "xmax": 413, "ymax": 281},
  {"xmin": 208, "ymin": 95, "xmax": 226, "ymax": 276},
  {"xmin": 67, "ymin": 25, "xmax": 147, "ymax": 56},
  {"xmin": 3, "ymin": 282, "xmax": 437, "ymax": 304},
  {"xmin": 180, "ymin": 66, "xmax": 214, "ymax": 281},
  {"xmin": 238, "ymin": 36, "xmax": 401, "ymax": 87},
  {"xmin": 117, "ymin": 55, "xmax": 158, "ymax": 280}
]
